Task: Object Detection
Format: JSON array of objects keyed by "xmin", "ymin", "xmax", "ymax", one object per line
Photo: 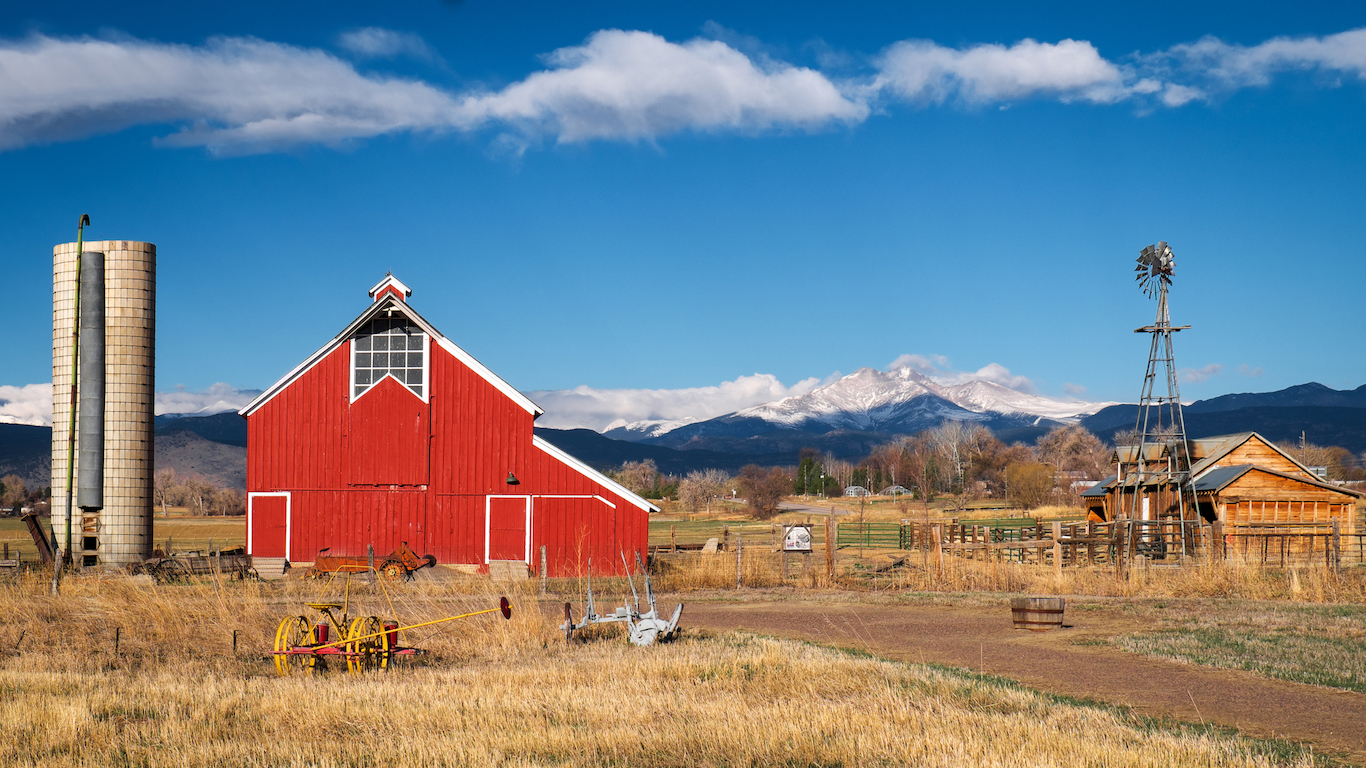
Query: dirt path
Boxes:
[{"xmin": 685, "ymin": 600, "xmax": 1366, "ymax": 764}]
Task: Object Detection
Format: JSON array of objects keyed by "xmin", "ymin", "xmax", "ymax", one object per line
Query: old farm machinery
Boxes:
[
  {"xmin": 562, "ymin": 553, "xmax": 682, "ymax": 646},
  {"xmin": 308, "ymin": 541, "xmax": 437, "ymax": 581},
  {"xmin": 273, "ymin": 589, "xmax": 512, "ymax": 676}
]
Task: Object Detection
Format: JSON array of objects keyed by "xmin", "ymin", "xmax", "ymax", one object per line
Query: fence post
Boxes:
[
  {"xmin": 367, "ymin": 544, "xmax": 376, "ymax": 584},
  {"xmin": 932, "ymin": 524, "xmax": 943, "ymax": 575},
  {"xmin": 825, "ymin": 515, "xmax": 835, "ymax": 578},
  {"xmin": 670, "ymin": 525, "xmax": 676, "ymax": 554},
  {"xmin": 1052, "ymin": 521, "xmax": 1063, "ymax": 580},
  {"xmin": 1331, "ymin": 519, "xmax": 1341, "ymax": 573},
  {"xmin": 735, "ymin": 537, "xmax": 743, "ymax": 589},
  {"xmin": 540, "ymin": 545, "xmax": 548, "ymax": 595}
]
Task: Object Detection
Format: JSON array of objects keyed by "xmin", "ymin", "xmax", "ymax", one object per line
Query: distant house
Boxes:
[
  {"xmin": 1083, "ymin": 432, "xmax": 1361, "ymax": 535},
  {"xmin": 843, "ymin": 486, "xmax": 870, "ymax": 497}
]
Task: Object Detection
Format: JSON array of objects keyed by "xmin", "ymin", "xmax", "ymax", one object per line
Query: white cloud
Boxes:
[
  {"xmin": 0, "ymin": 383, "xmax": 53, "ymax": 426},
  {"xmin": 156, "ymin": 383, "xmax": 261, "ymax": 415},
  {"xmin": 459, "ymin": 29, "xmax": 867, "ymax": 145},
  {"xmin": 1159, "ymin": 28, "xmax": 1366, "ymax": 90},
  {"xmin": 886, "ymin": 354, "xmax": 1036, "ymax": 392},
  {"xmin": 337, "ymin": 28, "xmax": 439, "ymax": 62},
  {"xmin": 1238, "ymin": 363, "xmax": 1265, "ymax": 378},
  {"xmin": 874, "ymin": 37, "xmax": 1129, "ymax": 105},
  {"xmin": 4, "ymin": 26, "xmax": 1365, "ymax": 154},
  {"xmin": 1063, "ymin": 382, "xmax": 1087, "ymax": 396},
  {"xmin": 0, "ymin": 29, "xmax": 863, "ymax": 153},
  {"xmin": 0, "ymin": 382, "xmax": 261, "ymax": 426},
  {"xmin": 527, "ymin": 372, "xmax": 820, "ymax": 431},
  {"xmin": 1180, "ymin": 363, "xmax": 1224, "ymax": 383}
]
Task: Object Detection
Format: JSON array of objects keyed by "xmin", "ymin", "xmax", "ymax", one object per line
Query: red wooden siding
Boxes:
[
  {"xmin": 345, "ymin": 375, "xmax": 430, "ymax": 486},
  {"xmin": 245, "ymin": 291, "xmax": 652, "ymax": 577},
  {"xmin": 248, "ymin": 495, "xmax": 288, "ymax": 557}
]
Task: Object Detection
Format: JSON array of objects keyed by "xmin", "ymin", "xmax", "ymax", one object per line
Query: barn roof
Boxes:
[
  {"xmin": 532, "ymin": 434, "xmax": 660, "ymax": 513},
  {"xmin": 1192, "ymin": 463, "xmax": 1365, "ymax": 497},
  {"xmin": 1187, "ymin": 432, "xmax": 1318, "ymax": 480},
  {"xmin": 240, "ymin": 281, "xmax": 543, "ymax": 418}
]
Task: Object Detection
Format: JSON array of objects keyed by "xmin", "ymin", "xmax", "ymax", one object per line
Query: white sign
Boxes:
[{"xmin": 783, "ymin": 524, "xmax": 813, "ymax": 552}]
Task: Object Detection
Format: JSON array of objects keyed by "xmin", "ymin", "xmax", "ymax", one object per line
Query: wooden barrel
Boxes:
[{"xmin": 1010, "ymin": 597, "xmax": 1065, "ymax": 631}]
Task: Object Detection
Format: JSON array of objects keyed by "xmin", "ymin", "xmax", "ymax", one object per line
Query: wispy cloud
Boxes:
[
  {"xmin": 886, "ymin": 353, "xmax": 1036, "ymax": 392},
  {"xmin": 0, "ymin": 382, "xmax": 259, "ymax": 426},
  {"xmin": 2, "ymin": 26, "xmax": 1364, "ymax": 154},
  {"xmin": 1238, "ymin": 363, "xmax": 1265, "ymax": 378},
  {"xmin": 527, "ymin": 372, "xmax": 821, "ymax": 431},
  {"xmin": 337, "ymin": 27, "xmax": 440, "ymax": 63},
  {"xmin": 1150, "ymin": 27, "xmax": 1366, "ymax": 100},
  {"xmin": 1180, "ymin": 363, "xmax": 1224, "ymax": 383}
]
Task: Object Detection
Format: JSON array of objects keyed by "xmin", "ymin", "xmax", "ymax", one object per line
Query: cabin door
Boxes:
[
  {"xmin": 248, "ymin": 492, "xmax": 290, "ymax": 558},
  {"xmin": 486, "ymin": 496, "xmax": 530, "ymax": 563}
]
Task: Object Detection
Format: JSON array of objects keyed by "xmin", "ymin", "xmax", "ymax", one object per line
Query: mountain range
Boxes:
[
  {"xmin": 604, "ymin": 367, "xmax": 1114, "ymax": 456},
  {"xmin": 2, "ymin": 378, "xmax": 1364, "ymax": 488}
]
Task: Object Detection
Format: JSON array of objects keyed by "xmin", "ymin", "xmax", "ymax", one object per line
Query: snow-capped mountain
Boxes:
[
  {"xmin": 610, "ymin": 367, "xmax": 1114, "ymax": 448},
  {"xmin": 601, "ymin": 417, "xmax": 699, "ymax": 440},
  {"xmin": 938, "ymin": 379, "xmax": 1114, "ymax": 422},
  {"xmin": 736, "ymin": 367, "xmax": 977, "ymax": 430}
]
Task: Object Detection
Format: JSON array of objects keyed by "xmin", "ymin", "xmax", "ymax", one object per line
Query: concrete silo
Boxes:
[{"xmin": 51, "ymin": 240, "xmax": 156, "ymax": 567}]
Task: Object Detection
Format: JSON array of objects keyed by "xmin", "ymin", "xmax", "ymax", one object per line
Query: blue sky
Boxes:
[{"xmin": 3, "ymin": 1, "xmax": 1364, "ymax": 429}]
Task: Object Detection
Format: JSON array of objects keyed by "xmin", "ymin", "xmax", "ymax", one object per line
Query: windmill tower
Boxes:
[{"xmin": 1126, "ymin": 241, "xmax": 1197, "ymax": 556}]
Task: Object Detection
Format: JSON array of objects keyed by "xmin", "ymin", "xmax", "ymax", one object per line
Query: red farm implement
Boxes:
[
  {"xmin": 307, "ymin": 541, "xmax": 436, "ymax": 581},
  {"xmin": 272, "ymin": 594, "xmax": 511, "ymax": 676}
]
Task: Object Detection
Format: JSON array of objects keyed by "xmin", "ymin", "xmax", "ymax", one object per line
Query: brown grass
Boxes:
[
  {"xmin": 649, "ymin": 548, "xmax": 1366, "ymax": 603},
  {"xmin": 0, "ymin": 569, "xmax": 1323, "ymax": 768}
]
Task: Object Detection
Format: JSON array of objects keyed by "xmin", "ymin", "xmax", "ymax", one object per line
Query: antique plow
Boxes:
[
  {"xmin": 273, "ymin": 590, "xmax": 512, "ymax": 676},
  {"xmin": 308, "ymin": 541, "xmax": 437, "ymax": 581},
  {"xmin": 561, "ymin": 552, "xmax": 682, "ymax": 646}
]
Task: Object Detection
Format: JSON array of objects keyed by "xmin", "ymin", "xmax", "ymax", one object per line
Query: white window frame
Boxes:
[
  {"xmin": 484, "ymin": 495, "xmax": 532, "ymax": 564},
  {"xmin": 349, "ymin": 324, "xmax": 430, "ymax": 404}
]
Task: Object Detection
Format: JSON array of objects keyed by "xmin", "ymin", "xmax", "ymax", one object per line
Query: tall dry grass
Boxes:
[
  {"xmin": 650, "ymin": 549, "xmax": 1366, "ymax": 603},
  {"xmin": 0, "ymin": 570, "xmax": 1320, "ymax": 768}
]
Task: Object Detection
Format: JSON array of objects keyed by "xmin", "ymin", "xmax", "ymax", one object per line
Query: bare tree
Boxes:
[
  {"xmin": 678, "ymin": 469, "xmax": 731, "ymax": 513},
  {"xmin": 738, "ymin": 465, "xmax": 789, "ymax": 520},
  {"xmin": 0, "ymin": 475, "xmax": 27, "ymax": 513}
]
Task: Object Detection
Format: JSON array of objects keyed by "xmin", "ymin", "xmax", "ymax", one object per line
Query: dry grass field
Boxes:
[{"xmin": 0, "ymin": 571, "xmax": 1332, "ymax": 768}]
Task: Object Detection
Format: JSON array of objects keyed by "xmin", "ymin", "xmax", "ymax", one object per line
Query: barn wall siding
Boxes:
[{"xmin": 245, "ymin": 294, "xmax": 650, "ymax": 577}]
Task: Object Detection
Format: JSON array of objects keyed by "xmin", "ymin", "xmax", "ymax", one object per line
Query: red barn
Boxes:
[{"xmin": 239, "ymin": 275, "xmax": 656, "ymax": 577}]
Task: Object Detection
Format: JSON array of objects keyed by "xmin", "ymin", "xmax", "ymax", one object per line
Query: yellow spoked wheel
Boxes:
[
  {"xmin": 346, "ymin": 616, "xmax": 390, "ymax": 675},
  {"xmin": 273, "ymin": 615, "xmax": 315, "ymax": 677}
]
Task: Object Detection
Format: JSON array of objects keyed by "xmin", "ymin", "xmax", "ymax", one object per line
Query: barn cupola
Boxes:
[{"xmin": 368, "ymin": 273, "xmax": 412, "ymax": 303}]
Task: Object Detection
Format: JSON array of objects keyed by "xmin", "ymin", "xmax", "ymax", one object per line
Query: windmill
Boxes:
[{"xmin": 1126, "ymin": 241, "xmax": 1198, "ymax": 557}]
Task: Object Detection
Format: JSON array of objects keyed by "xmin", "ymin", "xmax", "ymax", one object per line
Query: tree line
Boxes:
[{"xmin": 606, "ymin": 422, "xmax": 1366, "ymax": 520}]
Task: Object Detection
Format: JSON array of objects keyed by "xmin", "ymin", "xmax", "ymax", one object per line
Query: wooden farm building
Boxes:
[
  {"xmin": 1082, "ymin": 432, "xmax": 1361, "ymax": 535},
  {"xmin": 239, "ymin": 275, "xmax": 656, "ymax": 577}
]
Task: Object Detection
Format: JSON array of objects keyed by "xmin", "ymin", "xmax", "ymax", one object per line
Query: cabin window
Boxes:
[{"xmin": 352, "ymin": 317, "xmax": 427, "ymax": 399}]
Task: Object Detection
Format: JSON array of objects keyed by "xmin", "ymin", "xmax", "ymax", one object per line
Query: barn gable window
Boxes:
[{"xmin": 351, "ymin": 317, "xmax": 428, "ymax": 400}]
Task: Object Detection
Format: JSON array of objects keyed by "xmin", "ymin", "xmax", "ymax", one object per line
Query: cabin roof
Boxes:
[
  {"xmin": 1080, "ymin": 475, "xmax": 1117, "ymax": 497},
  {"xmin": 1187, "ymin": 432, "xmax": 1318, "ymax": 479},
  {"xmin": 1192, "ymin": 463, "xmax": 1365, "ymax": 497}
]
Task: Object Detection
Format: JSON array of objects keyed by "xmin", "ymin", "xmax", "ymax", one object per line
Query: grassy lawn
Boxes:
[{"xmin": 1113, "ymin": 602, "xmax": 1366, "ymax": 693}]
